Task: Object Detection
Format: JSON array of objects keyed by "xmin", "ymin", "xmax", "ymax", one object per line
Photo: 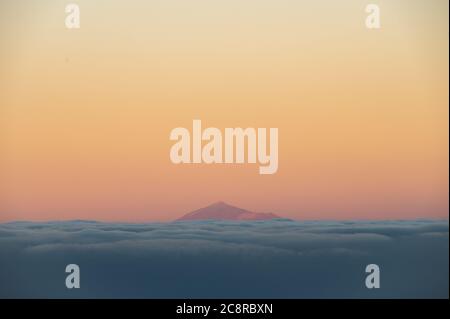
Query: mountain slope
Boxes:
[{"xmin": 176, "ymin": 201, "xmax": 280, "ymax": 221}]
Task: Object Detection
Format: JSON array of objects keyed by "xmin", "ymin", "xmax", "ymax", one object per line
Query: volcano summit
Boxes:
[{"xmin": 176, "ymin": 202, "xmax": 280, "ymax": 221}]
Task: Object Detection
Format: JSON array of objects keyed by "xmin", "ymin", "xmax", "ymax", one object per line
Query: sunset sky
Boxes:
[{"xmin": 0, "ymin": 0, "xmax": 448, "ymax": 221}]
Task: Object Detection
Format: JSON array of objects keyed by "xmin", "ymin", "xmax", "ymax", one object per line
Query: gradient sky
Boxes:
[{"xmin": 0, "ymin": 0, "xmax": 448, "ymax": 221}]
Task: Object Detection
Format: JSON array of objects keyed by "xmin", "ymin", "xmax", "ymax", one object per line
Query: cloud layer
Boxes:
[{"xmin": 0, "ymin": 219, "xmax": 448, "ymax": 298}]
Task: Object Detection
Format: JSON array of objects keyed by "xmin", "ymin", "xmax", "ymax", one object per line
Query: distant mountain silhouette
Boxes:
[{"xmin": 176, "ymin": 201, "xmax": 280, "ymax": 221}]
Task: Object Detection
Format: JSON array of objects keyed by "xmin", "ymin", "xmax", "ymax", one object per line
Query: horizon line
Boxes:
[{"xmin": 1, "ymin": 217, "xmax": 448, "ymax": 224}]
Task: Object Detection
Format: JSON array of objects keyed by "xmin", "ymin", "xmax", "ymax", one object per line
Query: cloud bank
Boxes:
[{"xmin": 0, "ymin": 219, "xmax": 448, "ymax": 298}]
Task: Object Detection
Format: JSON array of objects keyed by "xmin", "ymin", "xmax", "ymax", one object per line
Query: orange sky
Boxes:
[{"xmin": 0, "ymin": 0, "xmax": 448, "ymax": 221}]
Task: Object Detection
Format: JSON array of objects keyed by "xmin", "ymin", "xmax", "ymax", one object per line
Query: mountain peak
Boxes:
[
  {"xmin": 208, "ymin": 201, "xmax": 239, "ymax": 210},
  {"xmin": 176, "ymin": 202, "xmax": 280, "ymax": 221},
  {"xmin": 210, "ymin": 201, "xmax": 228, "ymax": 207}
]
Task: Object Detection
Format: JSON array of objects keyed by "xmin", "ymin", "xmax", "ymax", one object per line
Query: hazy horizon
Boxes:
[{"xmin": 1, "ymin": 200, "xmax": 449, "ymax": 223}]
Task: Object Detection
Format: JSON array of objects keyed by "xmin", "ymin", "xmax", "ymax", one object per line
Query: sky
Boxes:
[{"xmin": 0, "ymin": 0, "xmax": 448, "ymax": 221}]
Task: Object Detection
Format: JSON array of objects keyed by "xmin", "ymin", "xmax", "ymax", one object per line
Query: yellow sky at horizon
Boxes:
[{"xmin": 0, "ymin": 0, "xmax": 448, "ymax": 221}]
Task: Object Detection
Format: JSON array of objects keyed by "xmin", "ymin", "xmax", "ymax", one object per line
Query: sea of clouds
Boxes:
[{"xmin": 0, "ymin": 219, "xmax": 448, "ymax": 298}]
